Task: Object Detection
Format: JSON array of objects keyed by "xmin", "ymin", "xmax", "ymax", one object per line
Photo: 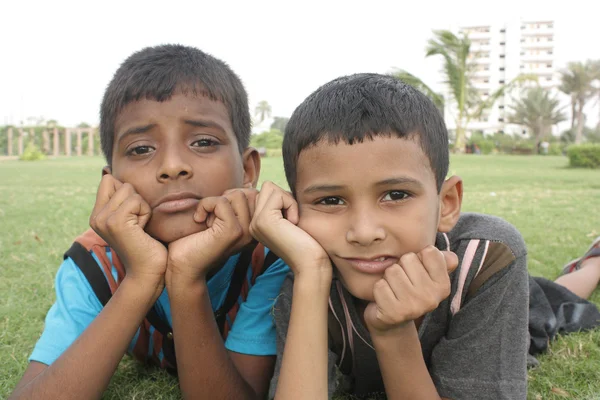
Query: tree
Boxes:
[
  {"xmin": 392, "ymin": 30, "xmax": 533, "ymax": 152},
  {"xmin": 270, "ymin": 117, "xmax": 289, "ymax": 133},
  {"xmin": 508, "ymin": 87, "xmax": 566, "ymax": 153},
  {"xmin": 77, "ymin": 122, "xmax": 91, "ymax": 128},
  {"xmin": 559, "ymin": 61, "xmax": 595, "ymax": 144},
  {"xmin": 254, "ymin": 101, "xmax": 272, "ymax": 123}
]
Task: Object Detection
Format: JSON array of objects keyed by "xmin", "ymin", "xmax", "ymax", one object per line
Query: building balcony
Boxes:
[
  {"xmin": 522, "ymin": 67, "xmax": 554, "ymax": 76},
  {"xmin": 465, "ymin": 31, "xmax": 492, "ymax": 40},
  {"xmin": 521, "ymin": 27, "xmax": 554, "ymax": 36},
  {"xmin": 520, "ymin": 54, "xmax": 553, "ymax": 62},
  {"xmin": 521, "ymin": 41, "xmax": 554, "ymax": 49}
]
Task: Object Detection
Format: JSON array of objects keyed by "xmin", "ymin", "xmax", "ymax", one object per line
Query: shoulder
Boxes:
[
  {"xmin": 448, "ymin": 212, "xmax": 527, "ymax": 259},
  {"xmin": 444, "ymin": 213, "xmax": 528, "ymax": 307}
]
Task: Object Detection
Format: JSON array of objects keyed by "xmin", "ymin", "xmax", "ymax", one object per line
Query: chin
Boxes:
[
  {"xmin": 336, "ymin": 273, "xmax": 378, "ymax": 302},
  {"xmin": 146, "ymin": 219, "xmax": 207, "ymax": 244}
]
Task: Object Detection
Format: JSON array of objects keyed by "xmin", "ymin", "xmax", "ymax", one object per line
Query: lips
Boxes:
[
  {"xmin": 341, "ymin": 255, "xmax": 399, "ymax": 274},
  {"xmin": 153, "ymin": 192, "xmax": 200, "ymax": 214}
]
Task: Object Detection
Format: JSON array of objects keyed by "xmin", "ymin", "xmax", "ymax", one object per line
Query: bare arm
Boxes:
[
  {"xmin": 273, "ymin": 274, "xmax": 331, "ymax": 400},
  {"xmin": 371, "ymin": 323, "xmax": 448, "ymax": 400},
  {"xmin": 169, "ymin": 279, "xmax": 274, "ymax": 399},
  {"xmin": 10, "ymin": 278, "xmax": 158, "ymax": 400}
]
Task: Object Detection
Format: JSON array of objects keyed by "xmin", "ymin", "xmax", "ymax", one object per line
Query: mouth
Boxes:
[
  {"xmin": 341, "ymin": 255, "xmax": 399, "ymax": 274},
  {"xmin": 153, "ymin": 192, "xmax": 201, "ymax": 214}
]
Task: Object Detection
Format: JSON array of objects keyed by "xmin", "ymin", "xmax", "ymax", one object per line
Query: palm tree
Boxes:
[
  {"xmin": 254, "ymin": 101, "xmax": 272, "ymax": 124},
  {"xmin": 559, "ymin": 61, "xmax": 595, "ymax": 144},
  {"xmin": 392, "ymin": 30, "xmax": 533, "ymax": 152},
  {"xmin": 508, "ymin": 87, "xmax": 566, "ymax": 153}
]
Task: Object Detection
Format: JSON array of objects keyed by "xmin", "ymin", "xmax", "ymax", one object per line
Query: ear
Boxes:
[
  {"xmin": 241, "ymin": 147, "xmax": 261, "ymax": 188},
  {"xmin": 437, "ymin": 175, "xmax": 463, "ymax": 233},
  {"xmin": 102, "ymin": 166, "xmax": 111, "ymax": 176}
]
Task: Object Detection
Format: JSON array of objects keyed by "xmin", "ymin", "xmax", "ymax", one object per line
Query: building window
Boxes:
[
  {"xmin": 521, "ymin": 25, "xmax": 525, "ymax": 29},
  {"xmin": 499, "ymin": 80, "xmax": 505, "ymax": 84},
  {"xmin": 500, "ymin": 41, "xmax": 505, "ymax": 45},
  {"xmin": 546, "ymin": 63, "xmax": 552, "ymax": 68},
  {"xmin": 484, "ymin": 66, "xmax": 490, "ymax": 70},
  {"xmin": 520, "ymin": 51, "xmax": 525, "ymax": 55},
  {"xmin": 548, "ymin": 50, "xmax": 553, "ymax": 54},
  {"xmin": 546, "ymin": 77, "xmax": 552, "ymax": 81},
  {"xmin": 499, "ymin": 105, "xmax": 505, "ymax": 109},
  {"xmin": 499, "ymin": 67, "xmax": 505, "ymax": 71},
  {"xmin": 484, "ymin": 92, "xmax": 489, "ymax": 96},
  {"xmin": 548, "ymin": 23, "xmax": 553, "ymax": 28},
  {"xmin": 500, "ymin": 54, "xmax": 505, "ymax": 58},
  {"xmin": 520, "ymin": 65, "xmax": 524, "ymax": 69},
  {"xmin": 500, "ymin": 28, "xmax": 506, "ymax": 33},
  {"xmin": 520, "ymin": 38, "xmax": 525, "ymax": 43},
  {"xmin": 498, "ymin": 118, "xmax": 505, "ymax": 122},
  {"xmin": 484, "ymin": 79, "xmax": 489, "ymax": 83}
]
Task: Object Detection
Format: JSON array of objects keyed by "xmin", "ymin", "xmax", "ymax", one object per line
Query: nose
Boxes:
[
  {"xmin": 156, "ymin": 145, "xmax": 193, "ymax": 182},
  {"xmin": 345, "ymin": 205, "xmax": 386, "ymax": 246}
]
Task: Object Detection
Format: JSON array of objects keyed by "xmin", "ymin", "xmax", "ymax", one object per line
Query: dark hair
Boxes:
[
  {"xmin": 100, "ymin": 44, "xmax": 250, "ymax": 163},
  {"xmin": 283, "ymin": 73, "xmax": 449, "ymax": 193}
]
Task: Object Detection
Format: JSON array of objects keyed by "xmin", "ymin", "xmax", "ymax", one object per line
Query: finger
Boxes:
[
  {"xmin": 101, "ymin": 183, "xmax": 138, "ymax": 216},
  {"xmin": 223, "ymin": 190, "xmax": 252, "ymax": 234},
  {"xmin": 420, "ymin": 246, "xmax": 453, "ymax": 284},
  {"xmin": 261, "ymin": 188, "xmax": 299, "ymax": 226},
  {"xmin": 111, "ymin": 194, "xmax": 152, "ymax": 229},
  {"xmin": 195, "ymin": 196, "xmax": 239, "ymax": 231},
  {"xmin": 372, "ymin": 278, "xmax": 399, "ymax": 318},
  {"xmin": 90, "ymin": 175, "xmax": 122, "ymax": 221},
  {"xmin": 254, "ymin": 181, "xmax": 277, "ymax": 217},
  {"xmin": 442, "ymin": 251, "xmax": 459, "ymax": 274},
  {"xmin": 398, "ymin": 252, "xmax": 430, "ymax": 288},
  {"xmin": 383, "ymin": 264, "xmax": 413, "ymax": 300}
]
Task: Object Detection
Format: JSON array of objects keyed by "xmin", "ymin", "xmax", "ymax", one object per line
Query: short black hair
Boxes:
[
  {"xmin": 100, "ymin": 44, "xmax": 250, "ymax": 164},
  {"xmin": 283, "ymin": 73, "xmax": 449, "ymax": 193}
]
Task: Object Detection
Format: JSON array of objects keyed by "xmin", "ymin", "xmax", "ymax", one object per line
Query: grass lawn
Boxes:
[{"xmin": 1, "ymin": 154, "xmax": 599, "ymax": 399}]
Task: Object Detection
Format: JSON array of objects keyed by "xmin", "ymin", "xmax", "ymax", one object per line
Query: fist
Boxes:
[{"xmin": 364, "ymin": 246, "xmax": 458, "ymax": 334}]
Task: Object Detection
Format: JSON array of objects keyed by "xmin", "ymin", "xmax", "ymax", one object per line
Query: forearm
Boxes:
[
  {"xmin": 10, "ymin": 278, "xmax": 158, "ymax": 400},
  {"xmin": 371, "ymin": 322, "xmax": 441, "ymax": 400},
  {"xmin": 168, "ymin": 279, "xmax": 257, "ymax": 400},
  {"xmin": 275, "ymin": 274, "xmax": 330, "ymax": 400}
]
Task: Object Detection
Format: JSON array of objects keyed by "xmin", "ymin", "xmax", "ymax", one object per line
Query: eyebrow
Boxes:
[
  {"xmin": 117, "ymin": 124, "xmax": 156, "ymax": 143},
  {"xmin": 375, "ymin": 177, "xmax": 424, "ymax": 188},
  {"xmin": 302, "ymin": 177, "xmax": 424, "ymax": 195},
  {"xmin": 184, "ymin": 119, "xmax": 225, "ymax": 132}
]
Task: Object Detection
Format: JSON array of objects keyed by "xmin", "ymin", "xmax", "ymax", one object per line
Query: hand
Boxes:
[
  {"xmin": 89, "ymin": 175, "xmax": 168, "ymax": 296},
  {"xmin": 364, "ymin": 246, "xmax": 458, "ymax": 335},
  {"xmin": 250, "ymin": 181, "xmax": 331, "ymax": 281},
  {"xmin": 166, "ymin": 189, "xmax": 256, "ymax": 284}
]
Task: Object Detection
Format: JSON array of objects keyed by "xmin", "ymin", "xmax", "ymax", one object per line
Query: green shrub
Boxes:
[
  {"xmin": 19, "ymin": 142, "xmax": 46, "ymax": 161},
  {"xmin": 567, "ymin": 144, "xmax": 600, "ymax": 168},
  {"xmin": 250, "ymin": 129, "xmax": 283, "ymax": 149},
  {"xmin": 548, "ymin": 142, "xmax": 565, "ymax": 156}
]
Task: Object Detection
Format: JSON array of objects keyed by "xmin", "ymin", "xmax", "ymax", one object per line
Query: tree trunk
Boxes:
[
  {"xmin": 575, "ymin": 103, "xmax": 585, "ymax": 144},
  {"xmin": 7, "ymin": 128, "xmax": 13, "ymax": 156},
  {"xmin": 570, "ymin": 98, "xmax": 576, "ymax": 130}
]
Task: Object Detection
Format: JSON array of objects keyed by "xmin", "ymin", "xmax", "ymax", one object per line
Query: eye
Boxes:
[
  {"xmin": 317, "ymin": 197, "xmax": 345, "ymax": 206},
  {"xmin": 191, "ymin": 138, "xmax": 219, "ymax": 147},
  {"xmin": 127, "ymin": 145, "xmax": 154, "ymax": 156},
  {"xmin": 382, "ymin": 191, "xmax": 410, "ymax": 202}
]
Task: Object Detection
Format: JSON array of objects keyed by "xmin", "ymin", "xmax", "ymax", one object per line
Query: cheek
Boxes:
[{"xmin": 298, "ymin": 212, "xmax": 337, "ymax": 250}]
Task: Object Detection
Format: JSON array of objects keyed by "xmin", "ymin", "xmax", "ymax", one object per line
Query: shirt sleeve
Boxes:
[
  {"xmin": 429, "ymin": 254, "xmax": 529, "ymax": 400},
  {"xmin": 29, "ymin": 257, "xmax": 103, "ymax": 365},
  {"xmin": 267, "ymin": 274, "xmax": 339, "ymax": 400},
  {"xmin": 224, "ymin": 257, "xmax": 290, "ymax": 356}
]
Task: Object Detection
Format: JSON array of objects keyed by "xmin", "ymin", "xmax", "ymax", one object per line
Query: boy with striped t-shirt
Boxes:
[
  {"xmin": 11, "ymin": 45, "xmax": 288, "ymax": 399},
  {"xmin": 254, "ymin": 74, "xmax": 600, "ymax": 399}
]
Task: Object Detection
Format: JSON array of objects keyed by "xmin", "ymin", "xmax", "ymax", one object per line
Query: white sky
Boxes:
[{"xmin": 1, "ymin": 0, "xmax": 598, "ymax": 127}]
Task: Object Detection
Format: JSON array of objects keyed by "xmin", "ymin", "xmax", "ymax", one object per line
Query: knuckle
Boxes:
[
  {"xmin": 400, "ymin": 252, "xmax": 417, "ymax": 265},
  {"xmin": 384, "ymin": 265, "xmax": 401, "ymax": 279}
]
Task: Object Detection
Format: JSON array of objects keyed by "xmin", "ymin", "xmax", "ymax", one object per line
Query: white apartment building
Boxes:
[{"xmin": 444, "ymin": 20, "xmax": 556, "ymax": 135}]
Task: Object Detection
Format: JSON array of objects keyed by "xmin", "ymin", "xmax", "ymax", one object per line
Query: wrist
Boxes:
[
  {"xmin": 119, "ymin": 275, "xmax": 164, "ymax": 304},
  {"xmin": 166, "ymin": 273, "xmax": 208, "ymax": 296},
  {"xmin": 370, "ymin": 320, "xmax": 417, "ymax": 342}
]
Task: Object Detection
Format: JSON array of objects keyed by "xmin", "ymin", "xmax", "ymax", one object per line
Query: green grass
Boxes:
[{"xmin": 1, "ymin": 155, "xmax": 599, "ymax": 399}]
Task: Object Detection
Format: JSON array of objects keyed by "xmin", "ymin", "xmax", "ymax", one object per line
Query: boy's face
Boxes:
[
  {"xmin": 295, "ymin": 136, "xmax": 460, "ymax": 302},
  {"xmin": 107, "ymin": 93, "xmax": 259, "ymax": 244}
]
